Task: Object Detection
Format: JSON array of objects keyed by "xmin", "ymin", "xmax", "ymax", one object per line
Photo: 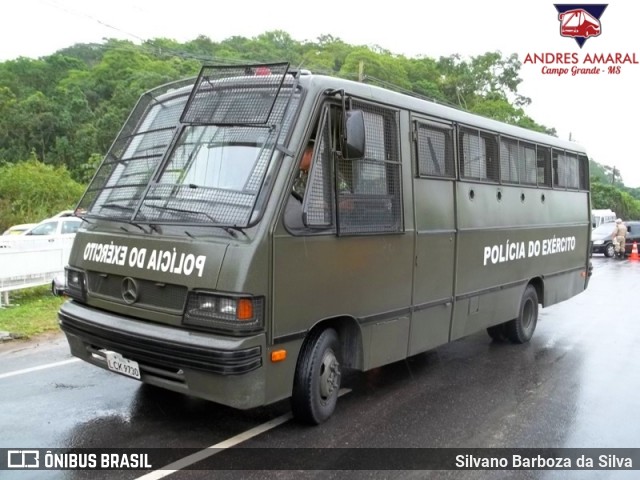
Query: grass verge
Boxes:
[{"xmin": 0, "ymin": 286, "xmax": 65, "ymax": 338}]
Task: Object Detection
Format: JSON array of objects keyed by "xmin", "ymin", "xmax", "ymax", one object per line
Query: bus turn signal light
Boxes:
[
  {"xmin": 271, "ymin": 350, "xmax": 287, "ymax": 362},
  {"xmin": 236, "ymin": 298, "xmax": 254, "ymax": 320}
]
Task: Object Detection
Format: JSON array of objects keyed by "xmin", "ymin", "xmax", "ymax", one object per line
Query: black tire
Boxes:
[
  {"xmin": 505, "ymin": 285, "xmax": 539, "ymax": 344},
  {"xmin": 604, "ymin": 243, "xmax": 615, "ymax": 258},
  {"xmin": 487, "ymin": 324, "xmax": 507, "ymax": 342},
  {"xmin": 291, "ymin": 328, "xmax": 341, "ymax": 425}
]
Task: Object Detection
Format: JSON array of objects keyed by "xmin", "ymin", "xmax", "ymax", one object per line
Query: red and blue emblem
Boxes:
[{"xmin": 554, "ymin": 4, "xmax": 608, "ymax": 47}]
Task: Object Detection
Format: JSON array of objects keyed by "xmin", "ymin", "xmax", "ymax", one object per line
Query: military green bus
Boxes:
[{"xmin": 59, "ymin": 63, "xmax": 592, "ymax": 424}]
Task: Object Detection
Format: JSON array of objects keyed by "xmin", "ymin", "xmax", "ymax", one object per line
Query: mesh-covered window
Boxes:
[
  {"xmin": 553, "ymin": 149, "xmax": 563, "ymax": 188},
  {"xmin": 499, "ymin": 138, "xmax": 537, "ymax": 185},
  {"xmin": 80, "ymin": 65, "xmax": 300, "ymax": 227},
  {"xmin": 77, "ymin": 79, "xmax": 194, "ymax": 218},
  {"xmin": 567, "ymin": 152, "xmax": 578, "ymax": 189},
  {"xmin": 415, "ymin": 121, "xmax": 455, "ymax": 178},
  {"xmin": 578, "ymin": 154, "xmax": 589, "ymax": 190},
  {"xmin": 303, "ymin": 110, "xmax": 334, "ymax": 227},
  {"xmin": 136, "ymin": 125, "xmax": 274, "ymax": 225},
  {"xmin": 337, "ymin": 102, "xmax": 402, "ymax": 235},
  {"xmin": 552, "ymin": 149, "xmax": 580, "ymax": 188},
  {"xmin": 520, "ymin": 142, "xmax": 537, "ymax": 185},
  {"xmin": 537, "ymin": 146, "xmax": 552, "ymax": 187},
  {"xmin": 548, "ymin": 147, "xmax": 585, "ymax": 190},
  {"xmin": 500, "ymin": 137, "xmax": 519, "ymax": 183},
  {"xmin": 459, "ymin": 127, "xmax": 499, "ymax": 182},
  {"xmin": 181, "ymin": 63, "xmax": 289, "ymax": 125}
]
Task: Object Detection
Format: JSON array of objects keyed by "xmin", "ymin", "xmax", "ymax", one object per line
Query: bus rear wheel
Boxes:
[
  {"xmin": 505, "ymin": 285, "xmax": 539, "ymax": 344},
  {"xmin": 291, "ymin": 328, "xmax": 341, "ymax": 425}
]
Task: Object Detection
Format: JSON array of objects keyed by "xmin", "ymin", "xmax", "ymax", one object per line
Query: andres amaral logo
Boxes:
[{"xmin": 555, "ymin": 4, "xmax": 608, "ymax": 47}]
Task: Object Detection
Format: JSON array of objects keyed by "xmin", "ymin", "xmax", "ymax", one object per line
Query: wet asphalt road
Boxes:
[{"xmin": 1, "ymin": 255, "xmax": 640, "ymax": 479}]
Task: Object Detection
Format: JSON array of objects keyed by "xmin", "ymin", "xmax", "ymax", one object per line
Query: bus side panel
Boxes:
[
  {"xmin": 410, "ymin": 178, "xmax": 456, "ymax": 355},
  {"xmin": 365, "ymin": 315, "xmax": 411, "ymax": 369},
  {"xmin": 450, "ymin": 287, "xmax": 523, "ymax": 340},
  {"xmin": 272, "ymin": 233, "xmax": 414, "ymax": 370},
  {"xmin": 542, "ymin": 271, "xmax": 587, "ymax": 306},
  {"xmin": 451, "ymin": 184, "xmax": 590, "ymax": 339}
]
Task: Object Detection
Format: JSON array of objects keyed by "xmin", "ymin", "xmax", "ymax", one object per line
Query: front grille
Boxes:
[
  {"xmin": 86, "ymin": 272, "xmax": 187, "ymax": 313},
  {"xmin": 59, "ymin": 310, "xmax": 262, "ymax": 375}
]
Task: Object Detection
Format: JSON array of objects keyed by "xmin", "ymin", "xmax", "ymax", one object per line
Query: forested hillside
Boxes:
[{"xmin": 0, "ymin": 31, "xmax": 638, "ymax": 229}]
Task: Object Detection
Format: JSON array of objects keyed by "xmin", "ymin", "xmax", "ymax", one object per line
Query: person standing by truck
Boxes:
[{"xmin": 613, "ymin": 218, "xmax": 628, "ymax": 259}]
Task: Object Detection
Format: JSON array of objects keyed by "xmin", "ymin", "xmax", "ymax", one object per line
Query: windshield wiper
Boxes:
[
  {"xmin": 224, "ymin": 225, "xmax": 247, "ymax": 239},
  {"xmin": 138, "ymin": 203, "xmax": 249, "ymax": 238},
  {"xmin": 142, "ymin": 203, "xmax": 218, "ymax": 223},
  {"xmin": 94, "ymin": 203, "xmax": 151, "ymax": 233},
  {"xmin": 120, "ymin": 222, "xmax": 150, "ymax": 234},
  {"xmin": 101, "ymin": 203, "xmax": 135, "ymax": 212},
  {"xmin": 184, "ymin": 225, "xmax": 247, "ymax": 240}
]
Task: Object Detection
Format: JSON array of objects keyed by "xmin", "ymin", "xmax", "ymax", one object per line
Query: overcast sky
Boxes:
[{"xmin": 2, "ymin": 0, "xmax": 639, "ymax": 186}]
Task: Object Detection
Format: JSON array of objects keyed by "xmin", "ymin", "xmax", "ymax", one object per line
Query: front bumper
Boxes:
[{"xmin": 58, "ymin": 301, "xmax": 267, "ymax": 409}]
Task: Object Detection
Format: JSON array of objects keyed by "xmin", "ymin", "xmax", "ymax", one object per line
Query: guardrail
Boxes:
[{"xmin": 0, "ymin": 235, "xmax": 74, "ymax": 307}]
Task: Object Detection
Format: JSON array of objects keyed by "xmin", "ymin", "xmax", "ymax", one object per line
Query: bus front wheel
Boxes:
[
  {"xmin": 291, "ymin": 328, "xmax": 342, "ymax": 425},
  {"xmin": 505, "ymin": 285, "xmax": 539, "ymax": 344}
]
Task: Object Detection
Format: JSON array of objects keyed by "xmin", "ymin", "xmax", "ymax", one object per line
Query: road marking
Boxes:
[
  {"xmin": 136, "ymin": 413, "xmax": 292, "ymax": 479},
  {"xmin": 0, "ymin": 358, "xmax": 80, "ymax": 380},
  {"xmin": 136, "ymin": 388, "xmax": 351, "ymax": 479}
]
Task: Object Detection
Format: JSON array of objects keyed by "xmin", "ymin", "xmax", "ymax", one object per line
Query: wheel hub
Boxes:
[{"xmin": 319, "ymin": 350, "xmax": 340, "ymax": 399}]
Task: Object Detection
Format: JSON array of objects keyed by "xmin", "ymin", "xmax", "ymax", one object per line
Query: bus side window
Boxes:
[
  {"xmin": 415, "ymin": 120, "xmax": 455, "ymax": 178},
  {"xmin": 520, "ymin": 142, "xmax": 537, "ymax": 185},
  {"xmin": 459, "ymin": 127, "xmax": 499, "ymax": 182},
  {"xmin": 500, "ymin": 137, "xmax": 519, "ymax": 183},
  {"xmin": 578, "ymin": 154, "xmax": 588, "ymax": 190},
  {"xmin": 289, "ymin": 100, "xmax": 403, "ymax": 236},
  {"xmin": 552, "ymin": 149, "xmax": 581, "ymax": 189},
  {"xmin": 336, "ymin": 102, "xmax": 403, "ymax": 235},
  {"xmin": 537, "ymin": 146, "xmax": 552, "ymax": 187},
  {"xmin": 484, "ymin": 133, "xmax": 499, "ymax": 182},
  {"xmin": 302, "ymin": 116, "xmax": 335, "ymax": 229}
]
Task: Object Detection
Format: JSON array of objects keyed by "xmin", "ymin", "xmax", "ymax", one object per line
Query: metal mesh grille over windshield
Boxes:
[
  {"xmin": 77, "ymin": 79, "xmax": 194, "ymax": 219},
  {"xmin": 136, "ymin": 125, "xmax": 277, "ymax": 226},
  {"xmin": 181, "ymin": 63, "xmax": 290, "ymax": 125},
  {"xmin": 77, "ymin": 64, "xmax": 300, "ymax": 227}
]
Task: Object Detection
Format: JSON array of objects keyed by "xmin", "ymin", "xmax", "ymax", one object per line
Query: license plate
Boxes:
[{"xmin": 104, "ymin": 350, "xmax": 141, "ymax": 379}]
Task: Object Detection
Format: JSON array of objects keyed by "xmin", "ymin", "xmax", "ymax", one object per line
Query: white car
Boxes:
[
  {"xmin": 22, "ymin": 216, "xmax": 83, "ymax": 295},
  {"xmin": 23, "ymin": 216, "xmax": 82, "ymax": 236}
]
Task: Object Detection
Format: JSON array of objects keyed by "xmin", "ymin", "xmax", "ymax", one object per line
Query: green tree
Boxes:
[
  {"xmin": 0, "ymin": 156, "xmax": 85, "ymax": 231},
  {"xmin": 0, "ymin": 32, "xmax": 571, "ymax": 185},
  {"xmin": 340, "ymin": 48, "xmax": 412, "ymax": 88},
  {"xmin": 590, "ymin": 182, "xmax": 640, "ymax": 220}
]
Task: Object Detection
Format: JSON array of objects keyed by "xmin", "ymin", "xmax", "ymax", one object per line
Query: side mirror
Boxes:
[{"xmin": 344, "ymin": 110, "xmax": 365, "ymax": 159}]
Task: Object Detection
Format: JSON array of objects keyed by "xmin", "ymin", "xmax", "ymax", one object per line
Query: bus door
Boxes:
[
  {"xmin": 408, "ymin": 118, "xmax": 457, "ymax": 354},
  {"xmin": 272, "ymin": 97, "xmax": 414, "ymax": 370}
]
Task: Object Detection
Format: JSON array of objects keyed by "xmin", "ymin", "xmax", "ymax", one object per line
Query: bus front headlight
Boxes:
[{"xmin": 183, "ymin": 291, "xmax": 264, "ymax": 333}]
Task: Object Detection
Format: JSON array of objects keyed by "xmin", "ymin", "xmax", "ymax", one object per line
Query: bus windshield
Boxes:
[
  {"xmin": 79, "ymin": 64, "xmax": 299, "ymax": 228},
  {"xmin": 136, "ymin": 125, "xmax": 275, "ymax": 226}
]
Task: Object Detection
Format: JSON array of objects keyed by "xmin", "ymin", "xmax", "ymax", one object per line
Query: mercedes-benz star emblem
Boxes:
[{"xmin": 121, "ymin": 277, "xmax": 139, "ymax": 304}]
